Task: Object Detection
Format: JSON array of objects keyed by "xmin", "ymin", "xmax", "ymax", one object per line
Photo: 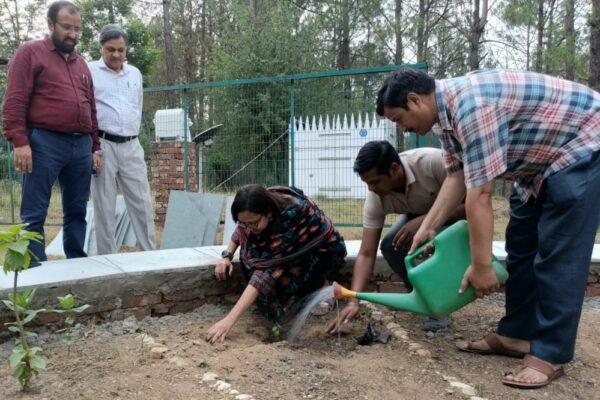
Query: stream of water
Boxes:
[{"xmin": 285, "ymin": 286, "xmax": 341, "ymax": 343}]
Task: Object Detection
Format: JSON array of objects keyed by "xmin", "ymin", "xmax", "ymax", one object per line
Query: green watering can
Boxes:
[{"xmin": 333, "ymin": 220, "xmax": 508, "ymax": 317}]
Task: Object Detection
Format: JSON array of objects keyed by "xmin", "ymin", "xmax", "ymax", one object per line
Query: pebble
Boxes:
[
  {"xmin": 149, "ymin": 346, "xmax": 169, "ymax": 359},
  {"xmin": 212, "ymin": 380, "xmax": 231, "ymax": 391},
  {"xmin": 235, "ymin": 395, "xmax": 253, "ymax": 400},
  {"xmin": 449, "ymin": 381, "xmax": 476, "ymax": 397},
  {"xmin": 202, "ymin": 372, "xmax": 219, "ymax": 382}
]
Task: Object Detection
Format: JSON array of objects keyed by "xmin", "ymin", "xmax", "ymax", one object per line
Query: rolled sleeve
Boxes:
[{"xmin": 248, "ymin": 269, "xmax": 279, "ymax": 296}]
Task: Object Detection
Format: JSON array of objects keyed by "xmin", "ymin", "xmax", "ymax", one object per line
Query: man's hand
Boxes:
[
  {"xmin": 215, "ymin": 258, "xmax": 234, "ymax": 281},
  {"xmin": 459, "ymin": 264, "xmax": 500, "ymax": 298},
  {"xmin": 14, "ymin": 145, "xmax": 32, "ymax": 173},
  {"xmin": 392, "ymin": 215, "xmax": 425, "ymax": 251},
  {"xmin": 92, "ymin": 152, "xmax": 103, "ymax": 173},
  {"xmin": 408, "ymin": 225, "xmax": 437, "ymax": 254},
  {"xmin": 326, "ymin": 301, "xmax": 359, "ymax": 334}
]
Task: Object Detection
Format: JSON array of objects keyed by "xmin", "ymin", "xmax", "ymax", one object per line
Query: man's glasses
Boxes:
[
  {"xmin": 237, "ymin": 215, "xmax": 264, "ymax": 229},
  {"xmin": 55, "ymin": 21, "xmax": 82, "ymax": 34}
]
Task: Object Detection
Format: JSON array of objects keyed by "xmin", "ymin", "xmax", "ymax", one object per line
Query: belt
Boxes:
[{"xmin": 98, "ymin": 130, "xmax": 138, "ymax": 143}]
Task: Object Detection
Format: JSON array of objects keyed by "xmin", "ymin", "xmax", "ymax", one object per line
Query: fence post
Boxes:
[
  {"xmin": 183, "ymin": 91, "xmax": 190, "ymax": 191},
  {"xmin": 7, "ymin": 142, "xmax": 15, "ymax": 223},
  {"xmin": 289, "ymin": 79, "xmax": 295, "ymax": 187}
]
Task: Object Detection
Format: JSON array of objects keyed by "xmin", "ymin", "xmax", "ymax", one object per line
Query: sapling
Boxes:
[
  {"xmin": 0, "ymin": 224, "xmax": 45, "ymax": 390},
  {"xmin": 53, "ymin": 294, "xmax": 90, "ymax": 348}
]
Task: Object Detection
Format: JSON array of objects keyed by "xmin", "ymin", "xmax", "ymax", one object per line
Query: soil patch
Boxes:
[{"xmin": 1, "ymin": 295, "xmax": 599, "ymax": 400}]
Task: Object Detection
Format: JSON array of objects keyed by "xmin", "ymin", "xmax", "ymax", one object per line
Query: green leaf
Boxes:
[
  {"xmin": 72, "ymin": 304, "xmax": 90, "ymax": 313},
  {"xmin": 13, "ymin": 363, "xmax": 27, "ymax": 380},
  {"xmin": 24, "ymin": 331, "xmax": 38, "ymax": 338},
  {"xmin": 22, "ymin": 310, "xmax": 41, "ymax": 324},
  {"xmin": 8, "ymin": 239, "xmax": 29, "ymax": 255},
  {"xmin": 8, "ymin": 348, "xmax": 27, "ymax": 368},
  {"xmin": 4, "ymin": 249, "xmax": 25, "ymax": 271},
  {"xmin": 58, "ymin": 294, "xmax": 75, "ymax": 309},
  {"xmin": 7, "ymin": 326, "xmax": 20, "ymax": 333},
  {"xmin": 29, "ymin": 355, "xmax": 46, "ymax": 370}
]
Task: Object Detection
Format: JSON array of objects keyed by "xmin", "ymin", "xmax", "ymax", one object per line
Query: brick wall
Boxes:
[
  {"xmin": 0, "ymin": 265, "xmax": 598, "ymax": 339},
  {"xmin": 149, "ymin": 142, "xmax": 197, "ymax": 223}
]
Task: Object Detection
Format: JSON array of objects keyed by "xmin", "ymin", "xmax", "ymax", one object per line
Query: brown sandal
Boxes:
[
  {"xmin": 502, "ymin": 354, "xmax": 564, "ymax": 389},
  {"xmin": 456, "ymin": 333, "xmax": 525, "ymax": 358}
]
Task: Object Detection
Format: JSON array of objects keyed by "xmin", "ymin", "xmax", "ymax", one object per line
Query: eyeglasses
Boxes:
[
  {"xmin": 237, "ymin": 215, "xmax": 264, "ymax": 229},
  {"xmin": 54, "ymin": 21, "xmax": 82, "ymax": 34}
]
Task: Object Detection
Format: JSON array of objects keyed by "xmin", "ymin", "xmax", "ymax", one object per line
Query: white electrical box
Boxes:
[{"xmin": 154, "ymin": 108, "xmax": 193, "ymax": 142}]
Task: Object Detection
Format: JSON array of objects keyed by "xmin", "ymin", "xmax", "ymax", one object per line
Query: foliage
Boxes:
[
  {"xmin": 76, "ymin": 0, "xmax": 159, "ymax": 77},
  {"xmin": 0, "ymin": 224, "xmax": 45, "ymax": 390}
]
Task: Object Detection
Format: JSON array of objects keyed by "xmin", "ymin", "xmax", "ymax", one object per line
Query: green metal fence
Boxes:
[{"xmin": 1, "ymin": 63, "xmax": 438, "ymax": 227}]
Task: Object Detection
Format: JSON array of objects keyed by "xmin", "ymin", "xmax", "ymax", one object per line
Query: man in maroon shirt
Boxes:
[{"xmin": 2, "ymin": 1, "xmax": 102, "ymax": 263}]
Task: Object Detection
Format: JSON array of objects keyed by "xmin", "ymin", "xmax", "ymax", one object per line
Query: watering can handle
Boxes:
[{"xmin": 404, "ymin": 237, "xmax": 436, "ymax": 272}]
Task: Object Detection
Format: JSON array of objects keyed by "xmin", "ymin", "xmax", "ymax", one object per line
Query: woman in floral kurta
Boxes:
[{"xmin": 206, "ymin": 184, "xmax": 346, "ymax": 344}]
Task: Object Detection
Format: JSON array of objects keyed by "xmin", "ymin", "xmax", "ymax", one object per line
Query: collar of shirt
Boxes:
[
  {"xmin": 434, "ymin": 79, "xmax": 453, "ymax": 132},
  {"xmin": 97, "ymin": 56, "xmax": 130, "ymax": 76}
]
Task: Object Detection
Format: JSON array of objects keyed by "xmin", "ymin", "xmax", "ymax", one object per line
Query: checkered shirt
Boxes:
[{"xmin": 432, "ymin": 69, "xmax": 600, "ymax": 201}]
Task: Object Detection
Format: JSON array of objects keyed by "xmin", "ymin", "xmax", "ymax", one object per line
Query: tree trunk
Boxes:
[
  {"xmin": 534, "ymin": 0, "xmax": 544, "ymax": 72},
  {"xmin": 416, "ymin": 0, "xmax": 426, "ymax": 63},
  {"xmin": 590, "ymin": 0, "xmax": 600, "ymax": 90},
  {"xmin": 336, "ymin": 0, "xmax": 351, "ymax": 70},
  {"xmin": 394, "ymin": 0, "xmax": 403, "ymax": 64},
  {"xmin": 162, "ymin": 0, "xmax": 177, "ymax": 106},
  {"xmin": 564, "ymin": 0, "xmax": 575, "ymax": 80},
  {"xmin": 468, "ymin": 0, "xmax": 488, "ymax": 71},
  {"xmin": 249, "ymin": 0, "xmax": 257, "ymax": 24}
]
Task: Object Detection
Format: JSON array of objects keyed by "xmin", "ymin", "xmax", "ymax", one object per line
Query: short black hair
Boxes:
[
  {"xmin": 99, "ymin": 24, "xmax": 128, "ymax": 45},
  {"xmin": 47, "ymin": 1, "xmax": 80, "ymax": 23},
  {"xmin": 353, "ymin": 140, "xmax": 400, "ymax": 176},
  {"xmin": 376, "ymin": 69, "xmax": 435, "ymax": 116}
]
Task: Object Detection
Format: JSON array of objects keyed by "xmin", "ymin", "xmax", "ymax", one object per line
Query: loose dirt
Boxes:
[{"xmin": 1, "ymin": 295, "xmax": 599, "ymax": 400}]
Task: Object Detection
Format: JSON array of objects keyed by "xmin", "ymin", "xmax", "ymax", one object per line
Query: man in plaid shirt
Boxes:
[{"xmin": 376, "ymin": 69, "xmax": 600, "ymax": 389}]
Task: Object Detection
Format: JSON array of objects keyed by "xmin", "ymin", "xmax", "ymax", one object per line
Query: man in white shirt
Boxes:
[
  {"xmin": 327, "ymin": 141, "xmax": 466, "ymax": 333},
  {"xmin": 88, "ymin": 24, "xmax": 155, "ymax": 254}
]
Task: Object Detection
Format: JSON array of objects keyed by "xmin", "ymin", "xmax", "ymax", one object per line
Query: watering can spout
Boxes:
[{"xmin": 332, "ymin": 281, "xmax": 431, "ymax": 315}]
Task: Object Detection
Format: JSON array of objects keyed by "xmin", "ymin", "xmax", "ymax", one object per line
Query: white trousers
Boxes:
[{"xmin": 91, "ymin": 138, "xmax": 156, "ymax": 254}]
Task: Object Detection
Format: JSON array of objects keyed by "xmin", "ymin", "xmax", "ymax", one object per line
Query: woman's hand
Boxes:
[
  {"xmin": 206, "ymin": 317, "xmax": 235, "ymax": 344},
  {"xmin": 326, "ymin": 301, "xmax": 359, "ymax": 334},
  {"xmin": 215, "ymin": 258, "xmax": 233, "ymax": 281}
]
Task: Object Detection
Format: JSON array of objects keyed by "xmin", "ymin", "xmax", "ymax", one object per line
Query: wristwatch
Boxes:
[{"xmin": 221, "ymin": 249, "xmax": 234, "ymax": 260}]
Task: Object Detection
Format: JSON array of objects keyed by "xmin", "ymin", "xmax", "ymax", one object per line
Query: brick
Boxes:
[
  {"xmin": 585, "ymin": 285, "xmax": 600, "ymax": 297},
  {"xmin": 378, "ymin": 282, "xmax": 408, "ymax": 293},
  {"xmin": 123, "ymin": 306, "xmax": 151, "ymax": 321},
  {"xmin": 163, "ymin": 288, "xmax": 205, "ymax": 302},
  {"xmin": 168, "ymin": 299, "xmax": 206, "ymax": 315},
  {"xmin": 151, "ymin": 303, "xmax": 171, "ymax": 317},
  {"xmin": 122, "ymin": 293, "xmax": 163, "ymax": 309},
  {"xmin": 36, "ymin": 312, "xmax": 64, "ymax": 326}
]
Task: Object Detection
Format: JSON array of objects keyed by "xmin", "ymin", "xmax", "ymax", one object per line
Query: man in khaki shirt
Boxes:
[{"xmin": 327, "ymin": 140, "xmax": 466, "ymax": 333}]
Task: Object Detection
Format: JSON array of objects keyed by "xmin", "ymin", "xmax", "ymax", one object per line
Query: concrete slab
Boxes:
[
  {"xmin": 0, "ymin": 257, "xmax": 122, "ymax": 291},
  {"xmin": 100, "ymin": 247, "xmax": 222, "ymax": 273},
  {"xmin": 160, "ymin": 191, "xmax": 224, "ymax": 249},
  {"xmin": 222, "ymin": 196, "xmax": 236, "ymax": 245}
]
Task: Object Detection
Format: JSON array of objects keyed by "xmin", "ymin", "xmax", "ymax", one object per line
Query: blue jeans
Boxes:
[
  {"xmin": 497, "ymin": 150, "xmax": 600, "ymax": 364},
  {"xmin": 21, "ymin": 129, "xmax": 92, "ymax": 261}
]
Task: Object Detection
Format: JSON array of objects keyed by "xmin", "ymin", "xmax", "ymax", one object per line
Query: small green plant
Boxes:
[
  {"xmin": 53, "ymin": 294, "xmax": 90, "ymax": 347},
  {"xmin": 0, "ymin": 224, "xmax": 45, "ymax": 390},
  {"xmin": 271, "ymin": 322, "xmax": 282, "ymax": 342}
]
